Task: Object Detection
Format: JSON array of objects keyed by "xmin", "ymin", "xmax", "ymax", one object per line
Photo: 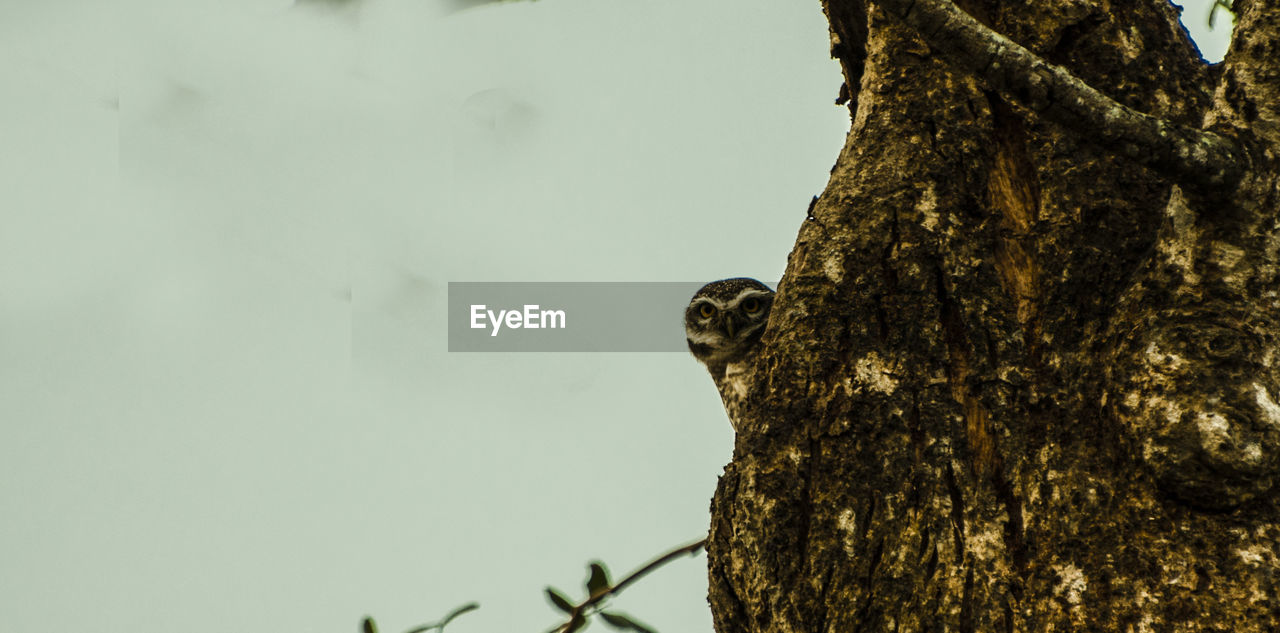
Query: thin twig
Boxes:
[
  {"xmin": 544, "ymin": 539, "xmax": 707, "ymax": 633},
  {"xmin": 405, "ymin": 603, "xmax": 480, "ymax": 633},
  {"xmin": 607, "ymin": 539, "xmax": 707, "ymax": 597}
]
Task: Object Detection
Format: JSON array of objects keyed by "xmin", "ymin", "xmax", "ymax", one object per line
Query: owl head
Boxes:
[{"xmin": 685, "ymin": 278, "xmax": 775, "ymax": 368}]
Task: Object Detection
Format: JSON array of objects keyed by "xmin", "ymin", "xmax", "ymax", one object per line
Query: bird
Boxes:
[{"xmin": 684, "ymin": 278, "xmax": 775, "ymax": 431}]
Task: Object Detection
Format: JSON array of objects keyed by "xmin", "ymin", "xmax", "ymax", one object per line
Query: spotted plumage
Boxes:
[{"xmin": 684, "ymin": 278, "xmax": 775, "ymax": 431}]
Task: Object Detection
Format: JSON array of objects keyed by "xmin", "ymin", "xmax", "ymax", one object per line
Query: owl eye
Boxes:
[
  {"xmin": 698, "ymin": 303, "xmax": 716, "ymax": 318},
  {"xmin": 741, "ymin": 297, "xmax": 762, "ymax": 313}
]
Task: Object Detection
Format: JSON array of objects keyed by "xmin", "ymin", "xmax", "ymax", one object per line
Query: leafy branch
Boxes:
[
  {"xmin": 359, "ymin": 538, "xmax": 706, "ymax": 633},
  {"xmin": 542, "ymin": 538, "xmax": 707, "ymax": 633}
]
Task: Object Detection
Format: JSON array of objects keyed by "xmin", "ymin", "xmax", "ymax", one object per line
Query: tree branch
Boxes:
[{"xmin": 875, "ymin": 0, "xmax": 1246, "ymax": 192}]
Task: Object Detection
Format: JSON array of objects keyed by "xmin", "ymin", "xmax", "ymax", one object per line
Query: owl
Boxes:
[{"xmin": 685, "ymin": 278, "xmax": 775, "ymax": 431}]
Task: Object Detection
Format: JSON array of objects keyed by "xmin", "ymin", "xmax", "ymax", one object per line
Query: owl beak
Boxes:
[{"xmin": 723, "ymin": 316, "xmax": 736, "ymax": 338}]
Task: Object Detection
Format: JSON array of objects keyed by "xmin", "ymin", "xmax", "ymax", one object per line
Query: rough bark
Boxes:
[{"xmin": 708, "ymin": 1, "xmax": 1280, "ymax": 631}]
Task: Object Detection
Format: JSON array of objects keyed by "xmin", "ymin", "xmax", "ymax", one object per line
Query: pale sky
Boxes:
[{"xmin": 0, "ymin": 2, "xmax": 1230, "ymax": 632}]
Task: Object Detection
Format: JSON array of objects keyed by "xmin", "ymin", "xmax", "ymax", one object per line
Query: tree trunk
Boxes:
[{"xmin": 707, "ymin": 1, "xmax": 1280, "ymax": 631}]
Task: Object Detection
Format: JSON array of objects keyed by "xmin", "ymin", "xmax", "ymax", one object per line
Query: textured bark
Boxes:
[{"xmin": 708, "ymin": 1, "xmax": 1280, "ymax": 631}]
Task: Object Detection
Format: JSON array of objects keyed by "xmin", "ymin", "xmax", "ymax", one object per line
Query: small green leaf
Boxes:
[
  {"xmin": 599, "ymin": 611, "xmax": 656, "ymax": 633},
  {"xmin": 362, "ymin": 617, "xmax": 378, "ymax": 633},
  {"xmin": 563, "ymin": 613, "xmax": 587, "ymax": 633},
  {"xmin": 546, "ymin": 587, "xmax": 575, "ymax": 614},
  {"xmin": 599, "ymin": 612, "xmax": 629, "ymax": 629},
  {"xmin": 585, "ymin": 562, "xmax": 611, "ymax": 597}
]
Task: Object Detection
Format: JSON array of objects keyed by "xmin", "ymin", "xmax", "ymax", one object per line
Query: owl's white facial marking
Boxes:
[
  {"xmin": 728, "ymin": 289, "xmax": 773, "ymax": 306},
  {"xmin": 685, "ymin": 329, "xmax": 727, "ymax": 345}
]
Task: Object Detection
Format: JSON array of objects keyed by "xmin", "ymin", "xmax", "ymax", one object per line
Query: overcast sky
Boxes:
[{"xmin": 0, "ymin": 2, "xmax": 1230, "ymax": 632}]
